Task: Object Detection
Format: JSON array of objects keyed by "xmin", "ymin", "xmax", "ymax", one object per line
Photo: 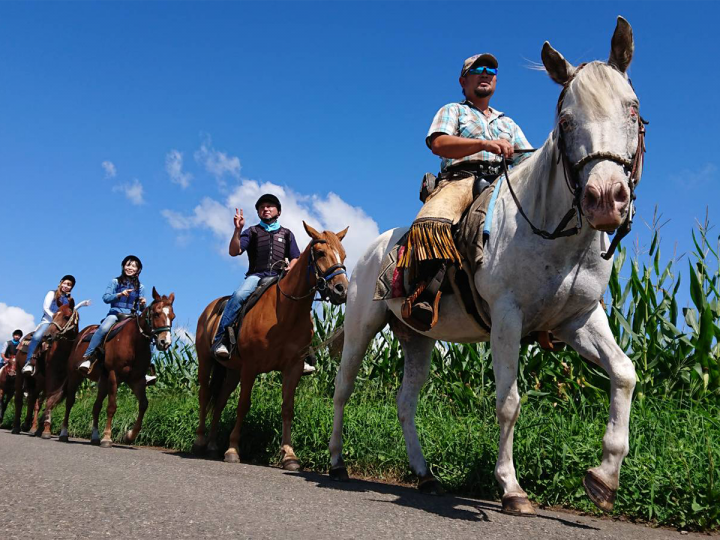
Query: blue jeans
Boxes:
[
  {"xmin": 213, "ymin": 275, "xmax": 262, "ymax": 345},
  {"xmin": 25, "ymin": 322, "xmax": 50, "ymax": 360},
  {"xmin": 84, "ymin": 314, "xmax": 119, "ymax": 358}
]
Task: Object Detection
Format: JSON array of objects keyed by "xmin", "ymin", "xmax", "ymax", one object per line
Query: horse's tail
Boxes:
[{"xmin": 207, "ymin": 360, "xmax": 227, "ymax": 410}]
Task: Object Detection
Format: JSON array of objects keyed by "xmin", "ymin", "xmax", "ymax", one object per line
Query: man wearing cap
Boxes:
[
  {"xmin": 397, "ymin": 53, "xmax": 531, "ymax": 330},
  {"xmin": 1, "ymin": 329, "xmax": 23, "ymax": 369},
  {"xmin": 212, "ymin": 194, "xmax": 305, "ymax": 364}
]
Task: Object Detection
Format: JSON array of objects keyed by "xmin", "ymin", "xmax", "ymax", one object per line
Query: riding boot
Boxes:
[{"xmin": 402, "ymin": 262, "xmax": 447, "ymax": 331}]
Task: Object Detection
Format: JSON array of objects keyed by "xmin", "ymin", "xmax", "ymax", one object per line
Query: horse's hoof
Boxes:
[
  {"xmin": 58, "ymin": 434, "xmax": 68, "ymax": 443},
  {"xmin": 100, "ymin": 439, "xmax": 113, "ymax": 449},
  {"xmin": 21, "ymin": 423, "xmax": 30, "ymax": 432},
  {"xmin": 418, "ymin": 475, "xmax": 445, "ymax": 496},
  {"xmin": 28, "ymin": 430, "xmax": 36, "ymax": 437},
  {"xmin": 329, "ymin": 466, "xmax": 349, "ymax": 482},
  {"xmin": 206, "ymin": 448, "xmax": 220, "ymax": 460},
  {"xmin": 41, "ymin": 432, "xmax": 52, "ymax": 440},
  {"xmin": 191, "ymin": 443, "xmax": 206, "ymax": 456},
  {"xmin": 501, "ymin": 493, "xmax": 536, "ymax": 516},
  {"xmin": 11, "ymin": 427, "xmax": 20, "ymax": 435},
  {"xmin": 583, "ymin": 470, "xmax": 616, "ymax": 513},
  {"xmin": 121, "ymin": 432, "xmax": 135, "ymax": 445},
  {"xmin": 224, "ymin": 452, "xmax": 240, "ymax": 464},
  {"xmin": 91, "ymin": 438, "xmax": 101, "ymax": 446},
  {"xmin": 282, "ymin": 458, "xmax": 301, "ymax": 472}
]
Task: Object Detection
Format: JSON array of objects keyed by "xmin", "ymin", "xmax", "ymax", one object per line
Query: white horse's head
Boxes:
[{"xmin": 542, "ymin": 17, "xmax": 643, "ymax": 232}]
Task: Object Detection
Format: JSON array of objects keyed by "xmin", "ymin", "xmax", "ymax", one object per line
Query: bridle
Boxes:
[
  {"xmin": 503, "ymin": 62, "xmax": 647, "ymax": 260},
  {"xmin": 47, "ymin": 309, "xmax": 80, "ymax": 342},
  {"xmin": 136, "ymin": 301, "xmax": 173, "ymax": 343},
  {"xmin": 277, "ymin": 238, "xmax": 347, "ymax": 301}
]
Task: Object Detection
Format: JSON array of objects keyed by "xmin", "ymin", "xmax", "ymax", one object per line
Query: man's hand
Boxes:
[
  {"xmin": 234, "ymin": 208, "xmax": 245, "ymax": 230},
  {"xmin": 484, "ymin": 139, "xmax": 515, "ymax": 159}
]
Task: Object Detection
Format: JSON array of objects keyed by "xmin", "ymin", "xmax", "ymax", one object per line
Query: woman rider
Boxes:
[
  {"xmin": 78, "ymin": 255, "xmax": 156, "ymax": 385},
  {"xmin": 21, "ymin": 275, "xmax": 91, "ymax": 375}
]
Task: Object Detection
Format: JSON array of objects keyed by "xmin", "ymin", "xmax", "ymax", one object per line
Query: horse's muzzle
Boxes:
[{"xmin": 582, "ymin": 179, "xmax": 630, "ymax": 233}]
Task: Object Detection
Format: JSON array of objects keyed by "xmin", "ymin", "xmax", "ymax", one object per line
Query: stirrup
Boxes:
[{"xmin": 401, "ymin": 282, "xmax": 442, "ymax": 332}]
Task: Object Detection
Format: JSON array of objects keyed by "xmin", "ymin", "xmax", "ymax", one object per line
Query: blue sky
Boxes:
[{"xmin": 1, "ymin": 1, "xmax": 718, "ymax": 341}]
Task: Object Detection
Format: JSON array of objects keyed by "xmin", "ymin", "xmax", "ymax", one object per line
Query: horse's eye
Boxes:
[
  {"xmin": 629, "ymin": 106, "xmax": 638, "ymax": 119},
  {"xmin": 559, "ymin": 116, "xmax": 572, "ymax": 131}
]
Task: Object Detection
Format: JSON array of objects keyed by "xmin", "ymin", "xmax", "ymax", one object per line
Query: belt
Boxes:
[{"xmin": 444, "ymin": 161, "xmax": 502, "ymax": 177}]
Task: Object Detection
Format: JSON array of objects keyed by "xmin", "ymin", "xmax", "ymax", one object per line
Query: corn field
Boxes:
[{"xmin": 154, "ymin": 215, "xmax": 720, "ymax": 408}]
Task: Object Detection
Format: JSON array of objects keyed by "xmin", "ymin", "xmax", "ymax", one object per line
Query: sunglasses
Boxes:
[{"xmin": 467, "ymin": 66, "xmax": 497, "ymax": 76}]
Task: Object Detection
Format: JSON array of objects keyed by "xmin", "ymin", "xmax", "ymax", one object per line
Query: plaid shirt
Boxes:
[{"xmin": 426, "ymin": 100, "xmax": 531, "ymax": 172}]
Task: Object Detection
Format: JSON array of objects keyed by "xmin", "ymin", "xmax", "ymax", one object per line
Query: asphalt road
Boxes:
[{"xmin": 0, "ymin": 430, "xmax": 707, "ymax": 539}]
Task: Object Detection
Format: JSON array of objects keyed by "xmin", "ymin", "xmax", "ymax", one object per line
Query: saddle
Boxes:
[
  {"xmin": 81, "ymin": 316, "xmax": 135, "ymax": 347},
  {"xmin": 217, "ymin": 276, "xmax": 279, "ymax": 353}
]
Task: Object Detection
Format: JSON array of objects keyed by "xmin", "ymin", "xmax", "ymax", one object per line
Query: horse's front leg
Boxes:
[
  {"xmin": 91, "ymin": 374, "xmax": 109, "ymax": 445},
  {"xmin": 224, "ymin": 369, "xmax": 256, "ymax": 464},
  {"xmin": 206, "ymin": 370, "xmax": 240, "ymax": 459},
  {"xmin": 100, "ymin": 371, "xmax": 119, "ymax": 448},
  {"xmin": 490, "ymin": 301, "xmax": 535, "ymax": 515},
  {"xmin": 395, "ymin": 331, "xmax": 440, "ymax": 493},
  {"xmin": 555, "ymin": 303, "xmax": 635, "ymax": 513},
  {"xmin": 121, "ymin": 378, "xmax": 148, "ymax": 444},
  {"xmin": 279, "ymin": 360, "xmax": 304, "ymax": 471}
]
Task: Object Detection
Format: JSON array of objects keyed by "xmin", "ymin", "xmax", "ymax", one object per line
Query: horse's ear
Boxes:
[
  {"xmin": 68, "ymin": 298, "xmax": 75, "ymax": 311},
  {"xmin": 168, "ymin": 292, "xmax": 175, "ymax": 304},
  {"xmin": 152, "ymin": 287, "xmax": 161, "ymax": 302},
  {"xmin": 541, "ymin": 42, "xmax": 574, "ymax": 85},
  {"xmin": 335, "ymin": 226, "xmax": 349, "ymax": 242},
  {"xmin": 303, "ymin": 221, "xmax": 321, "ymax": 240},
  {"xmin": 608, "ymin": 16, "xmax": 634, "ymax": 73}
]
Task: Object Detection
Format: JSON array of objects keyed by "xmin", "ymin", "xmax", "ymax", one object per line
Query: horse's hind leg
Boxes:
[
  {"xmin": 41, "ymin": 391, "xmax": 64, "ymax": 440},
  {"xmin": 60, "ymin": 378, "xmax": 79, "ymax": 442},
  {"xmin": 555, "ymin": 303, "xmax": 635, "ymax": 513},
  {"xmin": 192, "ymin": 340, "xmax": 213, "ymax": 454},
  {"xmin": 224, "ymin": 370, "xmax": 256, "ymax": 464},
  {"xmin": 100, "ymin": 371, "xmax": 119, "ymax": 448},
  {"xmin": 121, "ymin": 379, "xmax": 148, "ymax": 445},
  {"xmin": 206, "ymin": 370, "xmax": 240, "ymax": 459},
  {"xmin": 329, "ymin": 276, "xmax": 387, "ymax": 478},
  {"xmin": 91, "ymin": 375, "xmax": 109, "ymax": 445},
  {"xmin": 394, "ymin": 329, "xmax": 440, "ymax": 493}
]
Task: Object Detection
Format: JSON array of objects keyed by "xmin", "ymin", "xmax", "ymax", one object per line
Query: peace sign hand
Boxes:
[{"xmin": 234, "ymin": 208, "xmax": 245, "ymax": 230}]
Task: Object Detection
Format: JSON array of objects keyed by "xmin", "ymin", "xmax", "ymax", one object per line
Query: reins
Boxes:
[
  {"xmin": 48, "ymin": 309, "xmax": 80, "ymax": 341},
  {"xmin": 500, "ymin": 62, "xmax": 647, "ymax": 259},
  {"xmin": 277, "ymin": 238, "xmax": 347, "ymax": 301},
  {"xmin": 136, "ymin": 302, "xmax": 172, "ymax": 343}
]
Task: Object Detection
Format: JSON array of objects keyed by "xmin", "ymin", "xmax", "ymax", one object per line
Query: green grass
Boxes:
[{"xmin": 3, "ymin": 377, "xmax": 718, "ymax": 531}]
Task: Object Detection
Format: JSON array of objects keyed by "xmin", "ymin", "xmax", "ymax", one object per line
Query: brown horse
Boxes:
[
  {"xmin": 193, "ymin": 222, "xmax": 348, "ymax": 469},
  {"xmin": 11, "ymin": 299, "xmax": 79, "ymax": 436},
  {"xmin": 61, "ymin": 287, "xmax": 175, "ymax": 447},
  {"xmin": 0, "ymin": 357, "xmax": 17, "ymax": 424}
]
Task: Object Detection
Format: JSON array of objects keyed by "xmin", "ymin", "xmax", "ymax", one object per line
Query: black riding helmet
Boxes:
[
  {"xmin": 255, "ymin": 194, "xmax": 281, "ymax": 212},
  {"xmin": 60, "ymin": 274, "xmax": 76, "ymax": 287},
  {"xmin": 121, "ymin": 255, "xmax": 143, "ymax": 275}
]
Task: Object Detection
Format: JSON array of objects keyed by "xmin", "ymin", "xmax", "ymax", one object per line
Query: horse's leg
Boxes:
[
  {"xmin": 490, "ymin": 302, "xmax": 535, "ymax": 516},
  {"xmin": 395, "ymin": 331, "xmax": 440, "ymax": 493},
  {"xmin": 0, "ymin": 385, "xmax": 5, "ymax": 423},
  {"xmin": 41, "ymin": 391, "xmax": 64, "ymax": 440},
  {"xmin": 31, "ymin": 394, "xmax": 43, "ymax": 436},
  {"xmin": 206, "ymin": 370, "xmax": 240, "ymax": 459},
  {"xmin": 121, "ymin": 379, "xmax": 148, "ymax": 444},
  {"xmin": 12, "ymin": 372, "xmax": 25, "ymax": 434},
  {"xmin": 60, "ymin": 379, "xmax": 79, "ymax": 442},
  {"xmin": 279, "ymin": 362, "xmax": 304, "ymax": 471},
  {"xmin": 91, "ymin": 375, "xmax": 109, "ymax": 445},
  {"xmin": 224, "ymin": 370, "xmax": 256, "ymax": 464},
  {"xmin": 328, "ymin": 280, "xmax": 387, "ymax": 480},
  {"xmin": 24, "ymin": 388, "xmax": 38, "ymax": 433},
  {"xmin": 100, "ymin": 371, "xmax": 119, "ymax": 448},
  {"xmin": 555, "ymin": 303, "xmax": 635, "ymax": 513},
  {"xmin": 192, "ymin": 347, "xmax": 213, "ymax": 455}
]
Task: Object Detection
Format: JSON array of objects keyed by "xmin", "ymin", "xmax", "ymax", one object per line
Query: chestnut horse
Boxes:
[
  {"xmin": 61, "ymin": 287, "xmax": 175, "ymax": 447},
  {"xmin": 12, "ymin": 299, "xmax": 79, "ymax": 436},
  {"xmin": 193, "ymin": 222, "xmax": 348, "ymax": 469},
  {"xmin": 0, "ymin": 357, "xmax": 17, "ymax": 424}
]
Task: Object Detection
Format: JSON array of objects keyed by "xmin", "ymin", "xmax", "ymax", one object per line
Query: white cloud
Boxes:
[
  {"xmin": 194, "ymin": 136, "xmax": 241, "ymax": 184},
  {"xmin": 165, "ymin": 149, "xmax": 192, "ymax": 189},
  {"xmin": 162, "ymin": 179, "xmax": 379, "ymax": 274},
  {"xmin": 0, "ymin": 303, "xmax": 36, "ymax": 343},
  {"xmin": 113, "ymin": 179, "xmax": 145, "ymax": 205},
  {"xmin": 172, "ymin": 326, "xmax": 195, "ymax": 346},
  {"xmin": 102, "ymin": 160, "xmax": 117, "ymax": 179},
  {"xmin": 670, "ymin": 162, "xmax": 717, "ymax": 187}
]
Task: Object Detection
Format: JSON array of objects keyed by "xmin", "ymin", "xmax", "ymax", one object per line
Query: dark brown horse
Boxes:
[
  {"xmin": 61, "ymin": 287, "xmax": 175, "ymax": 447},
  {"xmin": 12, "ymin": 299, "xmax": 79, "ymax": 436},
  {"xmin": 192, "ymin": 222, "xmax": 348, "ymax": 469},
  {"xmin": 0, "ymin": 357, "xmax": 17, "ymax": 424}
]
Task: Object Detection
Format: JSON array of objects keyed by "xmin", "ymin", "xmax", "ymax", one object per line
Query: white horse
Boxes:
[{"xmin": 329, "ymin": 17, "xmax": 644, "ymax": 516}]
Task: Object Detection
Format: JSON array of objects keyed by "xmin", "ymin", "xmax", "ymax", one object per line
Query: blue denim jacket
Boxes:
[{"xmin": 102, "ymin": 279, "xmax": 146, "ymax": 314}]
